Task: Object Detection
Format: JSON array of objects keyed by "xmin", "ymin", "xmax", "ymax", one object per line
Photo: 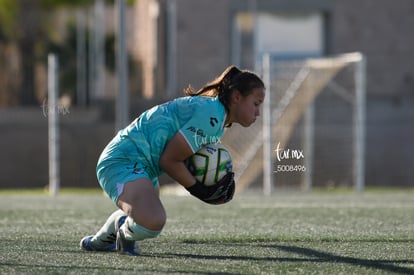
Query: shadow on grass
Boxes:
[
  {"xmin": 154, "ymin": 241, "xmax": 414, "ymax": 274},
  {"xmin": 152, "ymin": 250, "xmax": 413, "ymax": 274},
  {"xmin": 270, "ymin": 245, "xmax": 414, "ymax": 274}
]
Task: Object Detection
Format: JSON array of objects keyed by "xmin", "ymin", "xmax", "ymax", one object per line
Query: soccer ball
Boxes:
[{"xmin": 185, "ymin": 143, "xmax": 232, "ymax": 186}]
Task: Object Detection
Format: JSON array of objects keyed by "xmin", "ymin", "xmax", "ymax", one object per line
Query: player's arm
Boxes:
[
  {"xmin": 159, "ymin": 132, "xmax": 235, "ymax": 204},
  {"xmin": 159, "ymin": 131, "xmax": 195, "ymax": 188}
]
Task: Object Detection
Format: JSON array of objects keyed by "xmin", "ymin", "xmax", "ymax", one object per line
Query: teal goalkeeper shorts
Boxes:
[{"xmin": 96, "ymin": 135, "xmax": 160, "ymax": 205}]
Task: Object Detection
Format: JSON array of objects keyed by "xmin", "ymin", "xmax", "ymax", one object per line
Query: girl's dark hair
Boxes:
[{"xmin": 184, "ymin": 65, "xmax": 265, "ymax": 111}]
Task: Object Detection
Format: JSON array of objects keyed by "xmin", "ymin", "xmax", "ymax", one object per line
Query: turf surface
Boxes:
[{"xmin": 0, "ymin": 189, "xmax": 413, "ymax": 274}]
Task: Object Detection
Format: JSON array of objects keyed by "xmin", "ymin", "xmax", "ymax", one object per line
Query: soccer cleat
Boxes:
[
  {"xmin": 79, "ymin": 235, "xmax": 116, "ymax": 252},
  {"xmin": 115, "ymin": 216, "xmax": 142, "ymax": 256}
]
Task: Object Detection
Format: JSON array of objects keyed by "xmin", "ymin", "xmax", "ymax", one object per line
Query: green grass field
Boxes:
[{"xmin": 0, "ymin": 189, "xmax": 413, "ymax": 274}]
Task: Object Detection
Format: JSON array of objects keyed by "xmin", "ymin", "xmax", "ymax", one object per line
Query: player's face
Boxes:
[{"xmin": 233, "ymin": 87, "xmax": 265, "ymax": 127}]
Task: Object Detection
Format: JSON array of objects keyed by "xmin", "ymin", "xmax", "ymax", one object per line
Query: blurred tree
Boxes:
[
  {"xmin": 0, "ymin": 0, "xmax": 19, "ymax": 106},
  {"xmin": 45, "ymin": 22, "xmax": 121, "ymax": 103},
  {"xmin": 0, "ymin": 0, "xmax": 92, "ymax": 106},
  {"xmin": 17, "ymin": 0, "xmax": 40, "ymax": 105},
  {"xmin": 0, "ymin": 0, "xmax": 18, "ymax": 41},
  {"xmin": 0, "ymin": 0, "xmax": 136, "ymax": 106}
]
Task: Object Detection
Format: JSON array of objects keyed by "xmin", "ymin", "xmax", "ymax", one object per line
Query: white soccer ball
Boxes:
[{"xmin": 185, "ymin": 143, "xmax": 233, "ymax": 186}]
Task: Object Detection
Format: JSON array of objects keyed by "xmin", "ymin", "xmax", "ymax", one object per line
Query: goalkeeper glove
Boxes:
[{"xmin": 186, "ymin": 172, "xmax": 235, "ymax": 205}]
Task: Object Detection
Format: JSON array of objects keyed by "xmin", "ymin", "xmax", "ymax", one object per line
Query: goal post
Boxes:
[
  {"xmin": 354, "ymin": 54, "xmax": 366, "ymax": 193},
  {"xmin": 262, "ymin": 53, "xmax": 273, "ymax": 196},
  {"xmin": 223, "ymin": 52, "xmax": 366, "ymax": 194},
  {"xmin": 48, "ymin": 54, "xmax": 60, "ymax": 197}
]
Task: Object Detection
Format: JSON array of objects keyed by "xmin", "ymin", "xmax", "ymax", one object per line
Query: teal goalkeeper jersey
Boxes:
[{"xmin": 112, "ymin": 96, "xmax": 227, "ymax": 178}]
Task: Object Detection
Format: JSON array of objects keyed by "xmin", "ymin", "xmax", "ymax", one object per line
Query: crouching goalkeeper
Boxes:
[{"xmin": 80, "ymin": 65, "xmax": 265, "ymax": 256}]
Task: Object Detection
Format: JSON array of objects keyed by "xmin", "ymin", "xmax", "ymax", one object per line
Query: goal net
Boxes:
[{"xmin": 221, "ymin": 52, "xmax": 366, "ymax": 193}]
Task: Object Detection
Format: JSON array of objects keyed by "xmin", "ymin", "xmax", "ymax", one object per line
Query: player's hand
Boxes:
[
  {"xmin": 204, "ymin": 172, "xmax": 235, "ymax": 204},
  {"xmin": 186, "ymin": 172, "xmax": 235, "ymax": 205}
]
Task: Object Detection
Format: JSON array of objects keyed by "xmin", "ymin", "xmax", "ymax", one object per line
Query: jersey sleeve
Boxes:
[{"xmin": 179, "ymin": 100, "xmax": 224, "ymax": 153}]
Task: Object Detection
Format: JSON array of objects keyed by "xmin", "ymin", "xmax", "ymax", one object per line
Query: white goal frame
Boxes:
[{"xmin": 262, "ymin": 52, "xmax": 366, "ymax": 194}]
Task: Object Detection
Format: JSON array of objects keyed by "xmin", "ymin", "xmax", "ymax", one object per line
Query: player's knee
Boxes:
[
  {"xmin": 129, "ymin": 209, "xmax": 166, "ymax": 232},
  {"xmin": 153, "ymin": 212, "xmax": 166, "ymax": 231},
  {"xmin": 119, "ymin": 202, "xmax": 166, "ymax": 231},
  {"xmin": 140, "ymin": 212, "xmax": 166, "ymax": 231}
]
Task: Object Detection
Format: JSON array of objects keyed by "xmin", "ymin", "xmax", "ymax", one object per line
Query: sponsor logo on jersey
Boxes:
[
  {"xmin": 186, "ymin": 126, "xmax": 206, "ymax": 137},
  {"xmin": 210, "ymin": 117, "xmax": 218, "ymax": 127}
]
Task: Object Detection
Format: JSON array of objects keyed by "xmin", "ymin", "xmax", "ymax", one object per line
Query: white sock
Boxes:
[
  {"xmin": 120, "ymin": 217, "xmax": 161, "ymax": 241},
  {"xmin": 91, "ymin": 209, "xmax": 126, "ymax": 248}
]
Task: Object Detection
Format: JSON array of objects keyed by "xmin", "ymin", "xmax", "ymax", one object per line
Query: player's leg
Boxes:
[
  {"xmin": 115, "ymin": 178, "xmax": 166, "ymax": 255},
  {"xmin": 80, "ymin": 209, "xmax": 126, "ymax": 251}
]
